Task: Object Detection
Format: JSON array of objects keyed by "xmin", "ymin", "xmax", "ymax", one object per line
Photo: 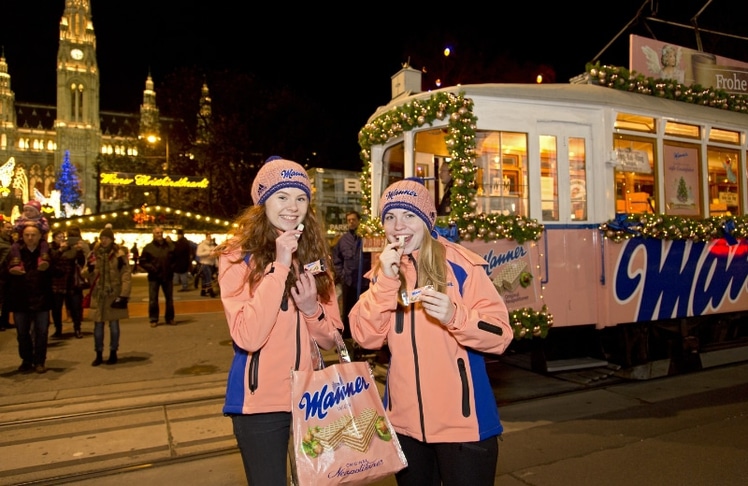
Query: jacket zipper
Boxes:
[
  {"xmin": 248, "ymin": 349, "xmax": 260, "ymax": 394},
  {"xmin": 294, "ymin": 310, "xmax": 301, "ymax": 370},
  {"xmin": 402, "ymin": 254, "xmax": 427, "ymax": 440}
]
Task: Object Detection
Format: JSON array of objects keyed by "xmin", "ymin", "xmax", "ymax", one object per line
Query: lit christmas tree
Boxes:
[{"xmin": 55, "ymin": 150, "xmax": 83, "ymax": 217}]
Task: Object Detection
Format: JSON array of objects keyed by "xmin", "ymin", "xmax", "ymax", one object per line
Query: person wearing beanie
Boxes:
[
  {"xmin": 89, "ymin": 227, "xmax": 131, "ymax": 366},
  {"xmin": 349, "ymin": 178, "xmax": 513, "ymax": 485},
  {"xmin": 9, "ymin": 199, "xmax": 51, "ymax": 275},
  {"xmin": 216, "ymin": 156, "xmax": 343, "ymax": 485}
]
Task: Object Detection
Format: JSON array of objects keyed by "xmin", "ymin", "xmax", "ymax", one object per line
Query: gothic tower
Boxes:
[
  {"xmin": 139, "ymin": 73, "xmax": 160, "ymax": 139},
  {"xmin": 0, "ymin": 50, "xmax": 16, "ymax": 152},
  {"xmin": 56, "ymin": 0, "xmax": 101, "ymax": 210}
]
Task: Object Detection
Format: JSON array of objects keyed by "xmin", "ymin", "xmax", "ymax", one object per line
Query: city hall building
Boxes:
[{"xmin": 0, "ymin": 0, "xmax": 211, "ymax": 219}]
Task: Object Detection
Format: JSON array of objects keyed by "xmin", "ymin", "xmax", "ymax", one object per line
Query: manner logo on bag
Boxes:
[{"xmin": 297, "ymin": 373, "xmax": 371, "ymax": 421}]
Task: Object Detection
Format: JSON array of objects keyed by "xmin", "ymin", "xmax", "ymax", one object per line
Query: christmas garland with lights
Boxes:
[
  {"xmin": 585, "ymin": 62, "xmax": 748, "ymax": 113},
  {"xmin": 357, "ymin": 91, "xmax": 550, "ymax": 339},
  {"xmin": 357, "ymin": 91, "xmax": 544, "ymax": 243},
  {"xmin": 588, "ymin": 63, "xmax": 748, "ymax": 244},
  {"xmin": 600, "ymin": 213, "xmax": 748, "ymax": 243}
]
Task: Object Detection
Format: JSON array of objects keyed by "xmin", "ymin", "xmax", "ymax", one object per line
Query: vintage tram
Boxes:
[{"xmin": 356, "ymin": 64, "xmax": 748, "ymax": 378}]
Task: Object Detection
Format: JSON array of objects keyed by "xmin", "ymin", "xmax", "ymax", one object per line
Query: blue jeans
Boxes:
[
  {"xmin": 14, "ymin": 310, "xmax": 50, "ymax": 366},
  {"xmin": 200, "ymin": 264, "xmax": 213, "ymax": 290},
  {"xmin": 93, "ymin": 320, "xmax": 120, "ymax": 352},
  {"xmin": 148, "ymin": 279, "xmax": 174, "ymax": 322},
  {"xmin": 174, "ymin": 272, "xmax": 190, "ymax": 290}
]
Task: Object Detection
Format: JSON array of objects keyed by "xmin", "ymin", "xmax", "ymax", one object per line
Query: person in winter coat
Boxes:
[
  {"xmin": 216, "ymin": 157, "xmax": 343, "ymax": 485},
  {"xmin": 139, "ymin": 226, "xmax": 175, "ymax": 327},
  {"xmin": 172, "ymin": 229, "xmax": 195, "ymax": 291},
  {"xmin": 0, "ymin": 216, "xmax": 13, "ymax": 331},
  {"xmin": 349, "ymin": 178, "xmax": 513, "ymax": 486},
  {"xmin": 49, "ymin": 227, "xmax": 88, "ymax": 339},
  {"xmin": 332, "ymin": 210, "xmax": 371, "ymax": 339},
  {"xmin": 9, "ymin": 199, "xmax": 51, "ymax": 275},
  {"xmin": 89, "ymin": 227, "xmax": 131, "ymax": 366},
  {"xmin": 6, "ymin": 224, "xmax": 54, "ymax": 373}
]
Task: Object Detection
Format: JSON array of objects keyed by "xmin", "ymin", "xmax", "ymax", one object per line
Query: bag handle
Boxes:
[{"xmin": 310, "ymin": 330, "xmax": 351, "ymax": 370}]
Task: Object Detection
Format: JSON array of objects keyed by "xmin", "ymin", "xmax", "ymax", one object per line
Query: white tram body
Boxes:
[{"xmin": 361, "ymin": 75, "xmax": 748, "ymax": 375}]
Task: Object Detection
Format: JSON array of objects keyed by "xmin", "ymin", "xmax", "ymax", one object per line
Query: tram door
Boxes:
[
  {"xmin": 537, "ymin": 123, "xmax": 591, "ymax": 223},
  {"xmin": 536, "ymin": 123, "xmax": 599, "ymax": 328}
]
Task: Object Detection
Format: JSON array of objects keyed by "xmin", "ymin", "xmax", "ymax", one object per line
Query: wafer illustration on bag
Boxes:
[
  {"xmin": 493, "ymin": 260, "xmax": 531, "ymax": 292},
  {"xmin": 301, "ymin": 408, "xmax": 391, "ymax": 457}
]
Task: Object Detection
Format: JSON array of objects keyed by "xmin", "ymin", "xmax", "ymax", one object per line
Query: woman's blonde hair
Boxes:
[
  {"xmin": 216, "ymin": 204, "xmax": 334, "ymax": 303},
  {"xmin": 372, "ymin": 222, "xmax": 448, "ymax": 303}
]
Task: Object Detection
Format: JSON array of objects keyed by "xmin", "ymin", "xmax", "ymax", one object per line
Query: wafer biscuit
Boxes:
[
  {"xmin": 341, "ymin": 407, "xmax": 378, "ymax": 452},
  {"xmin": 310, "ymin": 415, "xmax": 352, "ymax": 451}
]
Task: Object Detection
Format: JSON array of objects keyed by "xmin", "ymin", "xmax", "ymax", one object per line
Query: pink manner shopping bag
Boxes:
[{"xmin": 289, "ymin": 337, "xmax": 407, "ymax": 485}]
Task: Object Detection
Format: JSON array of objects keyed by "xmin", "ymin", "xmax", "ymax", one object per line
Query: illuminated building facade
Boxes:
[{"xmin": 0, "ymin": 0, "xmax": 209, "ymax": 218}]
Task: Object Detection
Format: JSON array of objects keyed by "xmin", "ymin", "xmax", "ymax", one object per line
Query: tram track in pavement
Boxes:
[{"xmin": 0, "ymin": 354, "xmax": 624, "ymax": 486}]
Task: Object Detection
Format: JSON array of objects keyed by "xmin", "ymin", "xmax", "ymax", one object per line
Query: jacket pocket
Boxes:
[{"xmin": 457, "ymin": 358, "xmax": 470, "ymax": 417}]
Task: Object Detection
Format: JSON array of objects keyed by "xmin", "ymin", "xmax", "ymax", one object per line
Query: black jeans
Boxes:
[
  {"xmin": 148, "ymin": 278, "xmax": 174, "ymax": 322},
  {"xmin": 231, "ymin": 412, "xmax": 291, "ymax": 485},
  {"xmin": 395, "ymin": 433, "xmax": 499, "ymax": 486}
]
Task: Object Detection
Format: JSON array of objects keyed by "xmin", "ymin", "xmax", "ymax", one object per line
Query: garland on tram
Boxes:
[{"xmin": 357, "ymin": 63, "xmax": 748, "ymax": 343}]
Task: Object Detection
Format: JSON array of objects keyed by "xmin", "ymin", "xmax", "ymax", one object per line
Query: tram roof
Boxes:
[{"xmin": 368, "ymin": 83, "xmax": 748, "ymax": 130}]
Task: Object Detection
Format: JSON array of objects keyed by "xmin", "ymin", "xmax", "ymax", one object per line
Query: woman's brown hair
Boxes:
[{"xmin": 216, "ymin": 205, "xmax": 335, "ymax": 303}]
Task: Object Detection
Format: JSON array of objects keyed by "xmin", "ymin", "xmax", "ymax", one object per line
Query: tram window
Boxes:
[
  {"xmin": 569, "ymin": 137, "xmax": 587, "ymax": 221},
  {"xmin": 615, "ymin": 113, "xmax": 656, "ymax": 133},
  {"xmin": 613, "ymin": 137, "xmax": 656, "ymax": 214},
  {"xmin": 382, "ymin": 142, "xmax": 404, "ymax": 189},
  {"xmin": 709, "ymin": 127, "xmax": 741, "ymax": 145},
  {"xmin": 472, "ymin": 130, "xmax": 528, "ymax": 217},
  {"xmin": 540, "ymin": 135, "xmax": 559, "ymax": 221},
  {"xmin": 662, "ymin": 141, "xmax": 703, "ymax": 217},
  {"xmin": 707, "ymin": 147, "xmax": 741, "ymax": 216},
  {"xmin": 664, "ymin": 120, "xmax": 701, "ymax": 140}
]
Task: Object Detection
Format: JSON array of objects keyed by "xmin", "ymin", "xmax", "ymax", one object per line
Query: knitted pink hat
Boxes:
[
  {"xmin": 250, "ymin": 157, "xmax": 311, "ymax": 205},
  {"xmin": 380, "ymin": 178, "xmax": 436, "ymax": 231},
  {"xmin": 23, "ymin": 200, "xmax": 41, "ymax": 217}
]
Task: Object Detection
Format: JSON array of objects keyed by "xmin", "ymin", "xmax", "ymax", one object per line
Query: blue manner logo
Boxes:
[
  {"xmin": 298, "ymin": 373, "xmax": 371, "ymax": 421},
  {"xmin": 280, "ymin": 168, "xmax": 307, "ymax": 180},
  {"xmin": 482, "ymin": 245, "xmax": 528, "ymax": 276},
  {"xmin": 614, "ymin": 238, "xmax": 748, "ymax": 320}
]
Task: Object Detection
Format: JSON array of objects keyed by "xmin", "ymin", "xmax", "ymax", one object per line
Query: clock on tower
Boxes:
[{"xmin": 70, "ymin": 48, "xmax": 84, "ymax": 60}]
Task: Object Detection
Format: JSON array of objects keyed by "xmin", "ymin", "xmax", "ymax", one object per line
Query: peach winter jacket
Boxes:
[
  {"xmin": 350, "ymin": 236, "xmax": 513, "ymax": 443},
  {"xmin": 219, "ymin": 247, "xmax": 344, "ymax": 415}
]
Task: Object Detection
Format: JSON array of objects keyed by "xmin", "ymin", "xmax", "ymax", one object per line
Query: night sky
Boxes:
[{"xmin": 2, "ymin": 1, "xmax": 745, "ymax": 169}]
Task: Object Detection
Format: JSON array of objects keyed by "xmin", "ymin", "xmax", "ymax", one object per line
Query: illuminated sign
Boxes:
[{"xmin": 100, "ymin": 172, "xmax": 209, "ymax": 188}]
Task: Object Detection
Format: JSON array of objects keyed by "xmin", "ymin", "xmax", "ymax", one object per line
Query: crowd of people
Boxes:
[{"xmin": 0, "ymin": 201, "xmax": 220, "ymax": 373}]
